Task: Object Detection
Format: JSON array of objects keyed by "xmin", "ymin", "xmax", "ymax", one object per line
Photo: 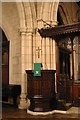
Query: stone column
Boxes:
[
  {"xmin": 51, "ymin": 21, "xmax": 58, "ymax": 93},
  {"xmin": 26, "ymin": 28, "xmax": 33, "ymax": 70},
  {"xmin": 35, "ymin": 20, "xmax": 43, "ymax": 64},
  {"xmin": 18, "ymin": 27, "xmax": 30, "ymax": 109},
  {"xmin": 45, "ymin": 37, "xmax": 50, "ymax": 69}
]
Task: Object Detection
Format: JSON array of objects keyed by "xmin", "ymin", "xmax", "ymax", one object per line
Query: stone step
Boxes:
[
  {"xmin": 57, "ymin": 99, "xmax": 72, "ymax": 110},
  {"xmin": 65, "ymin": 103, "xmax": 72, "ymax": 110}
]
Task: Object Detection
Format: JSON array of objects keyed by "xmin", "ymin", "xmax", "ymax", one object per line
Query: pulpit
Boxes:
[{"xmin": 26, "ymin": 70, "xmax": 56, "ymax": 112}]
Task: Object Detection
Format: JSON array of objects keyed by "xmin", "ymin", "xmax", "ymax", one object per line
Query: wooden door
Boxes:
[
  {"xmin": 59, "ymin": 48, "xmax": 70, "ymax": 76},
  {"xmin": 2, "ymin": 29, "xmax": 9, "ymax": 85},
  {"xmin": 57, "ymin": 47, "xmax": 71, "ymax": 101}
]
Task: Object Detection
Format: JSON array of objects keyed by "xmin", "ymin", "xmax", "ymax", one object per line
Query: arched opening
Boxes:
[
  {"xmin": 2, "ymin": 28, "xmax": 9, "ymax": 85},
  {"xmin": 57, "ymin": 10, "xmax": 64, "ymax": 25},
  {"xmin": 56, "ymin": 6, "xmax": 72, "ymax": 102},
  {"xmin": 57, "ymin": 6, "xmax": 71, "ymax": 78}
]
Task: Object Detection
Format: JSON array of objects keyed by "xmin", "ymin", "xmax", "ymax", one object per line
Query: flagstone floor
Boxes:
[{"xmin": 1, "ymin": 103, "xmax": 80, "ymax": 120}]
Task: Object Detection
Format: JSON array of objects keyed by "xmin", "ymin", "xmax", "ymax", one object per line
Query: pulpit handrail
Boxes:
[{"xmin": 57, "ymin": 80, "xmax": 64, "ymax": 87}]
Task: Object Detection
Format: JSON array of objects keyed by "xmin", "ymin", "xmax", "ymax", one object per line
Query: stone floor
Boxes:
[{"xmin": 1, "ymin": 103, "xmax": 80, "ymax": 120}]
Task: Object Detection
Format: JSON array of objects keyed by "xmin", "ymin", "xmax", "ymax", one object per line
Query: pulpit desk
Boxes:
[{"xmin": 26, "ymin": 70, "xmax": 56, "ymax": 112}]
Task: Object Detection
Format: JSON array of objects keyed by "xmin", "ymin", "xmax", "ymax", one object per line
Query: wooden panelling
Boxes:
[
  {"xmin": 26, "ymin": 70, "xmax": 56, "ymax": 112},
  {"xmin": 2, "ymin": 65, "xmax": 9, "ymax": 85}
]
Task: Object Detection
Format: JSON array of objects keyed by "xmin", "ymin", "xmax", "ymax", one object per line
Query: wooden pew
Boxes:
[{"xmin": 2, "ymin": 84, "xmax": 21, "ymax": 106}]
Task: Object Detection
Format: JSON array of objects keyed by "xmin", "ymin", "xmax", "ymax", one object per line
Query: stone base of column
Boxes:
[{"xmin": 18, "ymin": 93, "xmax": 30, "ymax": 109}]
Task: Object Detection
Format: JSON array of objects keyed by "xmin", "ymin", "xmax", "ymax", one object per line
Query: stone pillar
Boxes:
[
  {"xmin": 26, "ymin": 28, "xmax": 33, "ymax": 70},
  {"xmin": 34, "ymin": 20, "xmax": 43, "ymax": 64},
  {"xmin": 18, "ymin": 27, "xmax": 30, "ymax": 109},
  {"xmin": 45, "ymin": 37, "xmax": 50, "ymax": 69},
  {"xmin": 42, "ymin": 37, "xmax": 46, "ymax": 69},
  {"xmin": 37, "ymin": 19, "xmax": 58, "ymax": 70},
  {"xmin": 51, "ymin": 21, "xmax": 58, "ymax": 93}
]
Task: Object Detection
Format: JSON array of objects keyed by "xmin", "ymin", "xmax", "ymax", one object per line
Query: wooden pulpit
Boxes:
[{"xmin": 26, "ymin": 70, "xmax": 56, "ymax": 112}]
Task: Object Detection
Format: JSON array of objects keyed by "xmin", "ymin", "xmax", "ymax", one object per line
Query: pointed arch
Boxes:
[
  {"xmin": 58, "ymin": 5, "xmax": 68, "ymax": 24},
  {"xmin": 38, "ymin": 2, "xmax": 44, "ymax": 20},
  {"xmin": 2, "ymin": 2, "xmax": 20, "ymax": 41},
  {"xmin": 42, "ymin": 3, "xmax": 51, "ymax": 21},
  {"xmin": 50, "ymin": 2, "xmax": 59, "ymax": 25},
  {"xmin": 22, "ymin": 2, "xmax": 33, "ymax": 30},
  {"xmin": 16, "ymin": 2, "xmax": 26, "ymax": 28},
  {"xmin": 38, "ymin": 2, "xmax": 59, "ymax": 25},
  {"xmin": 29, "ymin": 2, "xmax": 37, "ymax": 29},
  {"xmin": 58, "ymin": 3, "xmax": 78, "ymax": 24}
]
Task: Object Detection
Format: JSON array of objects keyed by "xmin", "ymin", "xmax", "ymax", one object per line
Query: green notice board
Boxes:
[{"xmin": 34, "ymin": 63, "xmax": 42, "ymax": 76}]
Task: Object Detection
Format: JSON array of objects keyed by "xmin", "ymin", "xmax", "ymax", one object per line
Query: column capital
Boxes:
[
  {"xmin": 50, "ymin": 20, "xmax": 58, "ymax": 26},
  {"xmin": 19, "ymin": 27, "xmax": 27, "ymax": 35},
  {"xmin": 27, "ymin": 27, "xmax": 33, "ymax": 34},
  {"xmin": 43, "ymin": 20, "xmax": 58, "ymax": 27},
  {"xmin": 37, "ymin": 19, "xmax": 44, "ymax": 29},
  {"xmin": 37, "ymin": 19, "xmax": 58, "ymax": 29}
]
